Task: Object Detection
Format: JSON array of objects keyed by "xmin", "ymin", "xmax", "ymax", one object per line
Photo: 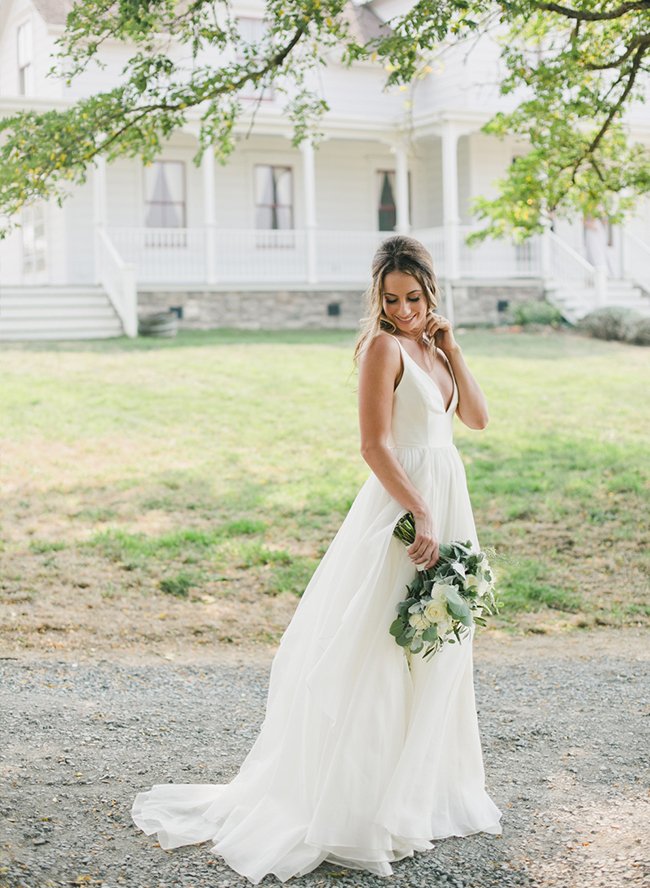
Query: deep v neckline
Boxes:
[{"xmin": 395, "ymin": 337, "xmax": 456, "ymax": 413}]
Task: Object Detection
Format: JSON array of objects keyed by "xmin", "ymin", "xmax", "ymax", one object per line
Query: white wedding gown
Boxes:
[{"xmin": 131, "ymin": 337, "xmax": 503, "ymax": 883}]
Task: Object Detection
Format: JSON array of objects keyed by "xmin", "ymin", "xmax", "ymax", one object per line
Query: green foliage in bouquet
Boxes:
[{"xmin": 390, "ymin": 512, "xmax": 500, "ymax": 660}]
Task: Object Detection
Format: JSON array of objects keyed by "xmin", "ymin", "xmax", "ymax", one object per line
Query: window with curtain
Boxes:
[
  {"xmin": 144, "ymin": 162, "xmax": 186, "ymax": 246},
  {"xmin": 377, "ymin": 170, "xmax": 397, "ymax": 231},
  {"xmin": 254, "ymin": 165, "xmax": 293, "ymax": 229},
  {"xmin": 17, "ymin": 20, "xmax": 34, "ymax": 96},
  {"xmin": 21, "ymin": 203, "xmax": 46, "ymax": 276}
]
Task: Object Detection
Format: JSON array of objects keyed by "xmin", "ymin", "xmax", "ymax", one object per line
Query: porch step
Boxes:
[
  {"xmin": 547, "ymin": 280, "xmax": 650, "ymax": 323},
  {"xmin": 0, "ymin": 286, "xmax": 124, "ymax": 340}
]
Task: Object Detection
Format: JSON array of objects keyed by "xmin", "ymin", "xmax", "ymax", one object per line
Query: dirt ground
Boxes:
[{"xmin": 2, "ymin": 573, "xmax": 647, "ymax": 668}]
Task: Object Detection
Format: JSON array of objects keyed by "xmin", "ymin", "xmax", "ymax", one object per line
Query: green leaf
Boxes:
[
  {"xmin": 389, "ymin": 617, "xmax": 405, "ymax": 637},
  {"xmin": 445, "ymin": 586, "xmax": 471, "ymax": 621},
  {"xmin": 421, "ymin": 625, "xmax": 438, "ymax": 642}
]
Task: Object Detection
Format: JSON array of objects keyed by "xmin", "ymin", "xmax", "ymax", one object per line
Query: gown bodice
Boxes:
[{"xmin": 390, "ymin": 337, "xmax": 458, "ymax": 450}]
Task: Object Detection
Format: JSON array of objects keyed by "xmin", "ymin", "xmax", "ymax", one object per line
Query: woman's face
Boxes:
[{"xmin": 382, "ymin": 270, "xmax": 428, "ymax": 338}]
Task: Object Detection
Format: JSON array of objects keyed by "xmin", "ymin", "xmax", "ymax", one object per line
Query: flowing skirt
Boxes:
[{"xmin": 131, "ymin": 444, "xmax": 503, "ymax": 883}]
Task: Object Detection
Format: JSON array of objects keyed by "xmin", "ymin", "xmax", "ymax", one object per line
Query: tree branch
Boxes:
[
  {"xmin": 534, "ymin": 1, "xmax": 650, "ymax": 22},
  {"xmin": 587, "ymin": 44, "xmax": 646, "ymax": 156},
  {"xmin": 570, "ymin": 43, "xmax": 646, "ymax": 184},
  {"xmin": 85, "ymin": 26, "xmax": 307, "ymax": 163},
  {"xmin": 583, "ymin": 34, "xmax": 650, "ymax": 71}
]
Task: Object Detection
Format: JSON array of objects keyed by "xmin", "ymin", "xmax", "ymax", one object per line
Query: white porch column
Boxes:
[
  {"xmin": 539, "ymin": 224, "xmax": 552, "ymax": 280},
  {"xmin": 441, "ymin": 121, "xmax": 460, "ymax": 281},
  {"xmin": 301, "ymin": 139, "xmax": 317, "ymax": 284},
  {"xmin": 93, "ymin": 155, "xmax": 107, "ymax": 285},
  {"xmin": 201, "ymin": 147, "xmax": 217, "ymax": 284},
  {"xmin": 394, "ymin": 142, "xmax": 410, "ymax": 234}
]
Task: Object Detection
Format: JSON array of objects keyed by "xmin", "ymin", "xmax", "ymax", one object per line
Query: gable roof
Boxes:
[
  {"xmin": 343, "ymin": 2, "xmax": 391, "ymax": 43},
  {"xmin": 32, "ymin": 0, "xmax": 72, "ymax": 25},
  {"xmin": 30, "ymin": 0, "xmax": 390, "ymax": 39}
]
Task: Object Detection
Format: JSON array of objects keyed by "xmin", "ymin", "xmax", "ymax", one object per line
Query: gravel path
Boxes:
[{"xmin": 1, "ymin": 632, "xmax": 648, "ymax": 888}]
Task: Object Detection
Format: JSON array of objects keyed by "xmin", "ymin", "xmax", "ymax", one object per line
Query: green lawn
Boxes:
[{"xmin": 1, "ymin": 328, "xmax": 648, "ymax": 646}]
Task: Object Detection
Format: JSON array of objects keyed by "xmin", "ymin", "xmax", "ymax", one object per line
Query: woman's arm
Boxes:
[
  {"xmin": 358, "ymin": 333, "xmax": 440, "ymax": 569},
  {"xmin": 426, "ymin": 315, "xmax": 489, "ymax": 430}
]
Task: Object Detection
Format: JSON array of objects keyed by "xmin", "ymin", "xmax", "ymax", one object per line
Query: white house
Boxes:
[{"xmin": 1, "ymin": 0, "xmax": 649, "ymax": 339}]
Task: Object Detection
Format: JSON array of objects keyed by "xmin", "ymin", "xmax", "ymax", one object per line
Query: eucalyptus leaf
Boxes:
[
  {"xmin": 389, "ymin": 617, "xmax": 405, "ymax": 637},
  {"xmin": 421, "ymin": 625, "xmax": 438, "ymax": 642}
]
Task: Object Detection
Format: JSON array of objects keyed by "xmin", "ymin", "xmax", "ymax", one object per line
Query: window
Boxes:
[
  {"xmin": 237, "ymin": 17, "xmax": 274, "ymax": 101},
  {"xmin": 22, "ymin": 204, "xmax": 46, "ymax": 276},
  {"xmin": 254, "ymin": 165, "xmax": 293, "ymax": 229},
  {"xmin": 17, "ymin": 21, "xmax": 34, "ymax": 96},
  {"xmin": 144, "ymin": 161, "xmax": 186, "ymax": 247},
  {"xmin": 377, "ymin": 171, "xmax": 397, "ymax": 231}
]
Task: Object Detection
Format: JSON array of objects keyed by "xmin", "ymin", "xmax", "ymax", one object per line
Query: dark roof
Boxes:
[{"xmin": 31, "ymin": 0, "xmax": 72, "ymax": 25}]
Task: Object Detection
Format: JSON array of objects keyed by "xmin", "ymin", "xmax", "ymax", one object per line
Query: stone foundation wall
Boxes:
[
  {"xmin": 450, "ymin": 281, "xmax": 545, "ymax": 326},
  {"xmin": 138, "ymin": 281, "xmax": 544, "ymax": 330},
  {"xmin": 137, "ymin": 288, "xmax": 366, "ymax": 330}
]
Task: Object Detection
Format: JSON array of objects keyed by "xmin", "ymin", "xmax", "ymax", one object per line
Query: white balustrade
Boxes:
[
  {"xmin": 623, "ymin": 231, "xmax": 650, "ymax": 294},
  {"xmin": 101, "ymin": 225, "xmax": 557, "ymax": 288},
  {"xmin": 315, "ymin": 230, "xmax": 391, "ymax": 283},
  {"xmin": 96, "ymin": 229, "xmax": 137, "ymax": 337},
  {"xmin": 458, "ymin": 226, "xmax": 541, "ymax": 278},
  {"xmin": 108, "ymin": 228, "xmax": 208, "ymax": 284},
  {"xmin": 210, "ymin": 228, "xmax": 308, "ymax": 283},
  {"xmin": 413, "ymin": 228, "xmax": 446, "ymax": 278}
]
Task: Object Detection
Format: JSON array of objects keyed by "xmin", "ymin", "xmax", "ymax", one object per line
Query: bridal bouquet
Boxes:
[{"xmin": 390, "ymin": 512, "xmax": 499, "ymax": 661}]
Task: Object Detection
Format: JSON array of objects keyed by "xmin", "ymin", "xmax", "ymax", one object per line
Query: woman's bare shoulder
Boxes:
[{"xmin": 359, "ymin": 331, "xmax": 400, "ymax": 367}]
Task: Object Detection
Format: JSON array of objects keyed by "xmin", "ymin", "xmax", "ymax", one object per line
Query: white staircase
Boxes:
[
  {"xmin": 543, "ymin": 231, "xmax": 650, "ymax": 322},
  {"xmin": 0, "ymin": 286, "xmax": 124, "ymax": 340},
  {"xmin": 604, "ymin": 279, "xmax": 650, "ymax": 315}
]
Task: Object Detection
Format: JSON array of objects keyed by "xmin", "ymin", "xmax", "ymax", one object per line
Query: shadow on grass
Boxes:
[
  {"xmin": 0, "ymin": 328, "xmax": 360, "ymax": 353},
  {"xmin": 2, "ymin": 326, "xmax": 638, "ymax": 361}
]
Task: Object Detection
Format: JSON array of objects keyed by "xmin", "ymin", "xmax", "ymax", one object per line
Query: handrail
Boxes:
[
  {"xmin": 546, "ymin": 231, "xmax": 596, "ymax": 277},
  {"xmin": 96, "ymin": 228, "xmax": 137, "ymax": 337},
  {"xmin": 624, "ymin": 231, "xmax": 650, "ymax": 294}
]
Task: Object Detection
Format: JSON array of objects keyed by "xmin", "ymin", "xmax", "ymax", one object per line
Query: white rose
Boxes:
[
  {"xmin": 409, "ymin": 611, "xmax": 430, "ymax": 631},
  {"xmin": 423, "ymin": 583, "xmax": 454, "ymax": 623},
  {"xmin": 423, "ymin": 598, "xmax": 447, "ymax": 624},
  {"xmin": 475, "ymin": 572, "xmax": 494, "ymax": 598},
  {"xmin": 431, "ymin": 582, "xmax": 457, "ymax": 600}
]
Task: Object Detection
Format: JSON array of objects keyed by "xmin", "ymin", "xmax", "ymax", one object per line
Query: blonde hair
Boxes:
[{"xmin": 353, "ymin": 235, "xmax": 441, "ymax": 365}]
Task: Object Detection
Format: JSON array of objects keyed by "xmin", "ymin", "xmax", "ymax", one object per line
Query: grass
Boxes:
[{"xmin": 0, "ymin": 327, "xmax": 648, "ymax": 644}]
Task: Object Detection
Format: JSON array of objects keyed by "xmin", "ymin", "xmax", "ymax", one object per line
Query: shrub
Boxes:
[
  {"xmin": 578, "ymin": 306, "xmax": 641, "ymax": 341},
  {"xmin": 513, "ymin": 300, "xmax": 563, "ymax": 326},
  {"xmin": 623, "ymin": 315, "xmax": 650, "ymax": 346}
]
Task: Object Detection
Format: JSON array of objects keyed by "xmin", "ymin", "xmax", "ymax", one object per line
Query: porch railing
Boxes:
[
  {"xmin": 96, "ymin": 228, "xmax": 137, "ymax": 336},
  {"xmin": 623, "ymin": 231, "xmax": 650, "ymax": 295},
  {"xmin": 103, "ymin": 225, "xmax": 550, "ymax": 287},
  {"xmin": 459, "ymin": 226, "xmax": 540, "ymax": 278}
]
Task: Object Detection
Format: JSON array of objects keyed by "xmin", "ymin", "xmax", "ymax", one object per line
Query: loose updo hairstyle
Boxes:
[{"xmin": 353, "ymin": 235, "xmax": 441, "ymax": 365}]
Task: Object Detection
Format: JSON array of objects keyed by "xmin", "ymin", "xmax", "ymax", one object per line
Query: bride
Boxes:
[{"xmin": 131, "ymin": 235, "xmax": 503, "ymax": 883}]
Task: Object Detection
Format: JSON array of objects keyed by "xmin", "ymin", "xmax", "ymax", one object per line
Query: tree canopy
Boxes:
[{"xmin": 1, "ymin": 0, "xmax": 649, "ymax": 240}]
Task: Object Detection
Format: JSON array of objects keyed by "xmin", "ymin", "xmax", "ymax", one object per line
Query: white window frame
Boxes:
[
  {"xmin": 143, "ymin": 160, "xmax": 187, "ymax": 248},
  {"xmin": 376, "ymin": 169, "xmax": 412, "ymax": 232},
  {"xmin": 21, "ymin": 203, "xmax": 47, "ymax": 280},
  {"xmin": 236, "ymin": 16, "xmax": 275, "ymax": 102},
  {"xmin": 253, "ymin": 164, "xmax": 294, "ymax": 248},
  {"xmin": 17, "ymin": 20, "xmax": 34, "ymax": 96}
]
